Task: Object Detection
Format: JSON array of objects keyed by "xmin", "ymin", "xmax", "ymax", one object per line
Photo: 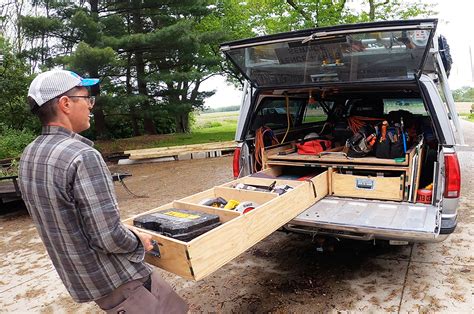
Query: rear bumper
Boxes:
[
  {"xmin": 284, "ymin": 223, "xmax": 447, "ymax": 243},
  {"xmin": 440, "ymin": 215, "xmax": 457, "ymax": 235}
]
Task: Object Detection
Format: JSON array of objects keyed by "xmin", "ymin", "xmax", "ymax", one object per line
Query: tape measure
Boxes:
[{"xmin": 234, "ymin": 201, "xmax": 258, "ymax": 214}]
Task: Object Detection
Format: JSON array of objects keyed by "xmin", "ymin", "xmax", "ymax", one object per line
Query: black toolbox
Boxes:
[{"xmin": 133, "ymin": 208, "xmax": 221, "ymax": 242}]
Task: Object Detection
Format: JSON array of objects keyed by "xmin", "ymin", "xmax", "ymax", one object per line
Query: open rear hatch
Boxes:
[
  {"xmin": 220, "ymin": 19, "xmax": 437, "ymax": 89},
  {"xmin": 290, "ymin": 197, "xmax": 441, "ymax": 240}
]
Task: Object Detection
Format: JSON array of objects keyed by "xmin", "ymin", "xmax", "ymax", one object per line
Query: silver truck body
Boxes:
[{"xmin": 222, "ymin": 19, "xmax": 462, "ymax": 243}]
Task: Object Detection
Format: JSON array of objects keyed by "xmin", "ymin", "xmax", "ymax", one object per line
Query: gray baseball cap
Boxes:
[{"xmin": 28, "ymin": 70, "xmax": 99, "ymax": 107}]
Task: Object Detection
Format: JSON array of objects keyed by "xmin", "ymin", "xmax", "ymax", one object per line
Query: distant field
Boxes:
[
  {"xmin": 455, "ymin": 102, "xmax": 472, "ymax": 114},
  {"xmin": 95, "ymin": 111, "xmax": 240, "ymax": 154},
  {"xmin": 193, "ymin": 111, "xmax": 240, "ymax": 128}
]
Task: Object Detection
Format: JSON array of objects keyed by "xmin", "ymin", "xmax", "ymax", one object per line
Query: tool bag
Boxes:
[
  {"xmin": 296, "ymin": 139, "xmax": 332, "ymax": 155},
  {"xmin": 345, "ymin": 125, "xmax": 376, "ymax": 158},
  {"xmin": 375, "ymin": 123, "xmax": 405, "ymax": 159}
]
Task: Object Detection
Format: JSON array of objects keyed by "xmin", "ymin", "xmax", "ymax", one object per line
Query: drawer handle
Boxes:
[
  {"xmin": 305, "ymin": 179, "xmax": 318, "ymax": 198},
  {"xmin": 356, "ymin": 178, "xmax": 375, "ymax": 190},
  {"xmin": 147, "ymin": 240, "xmax": 161, "ymax": 258},
  {"xmin": 318, "ymin": 151, "xmax": 352, "ymax": 159}
]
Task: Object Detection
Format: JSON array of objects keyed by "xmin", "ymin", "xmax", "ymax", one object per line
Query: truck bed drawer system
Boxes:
[{"xmin": 124, "ymin": 140, "xmax": 439, "ymax": 280}]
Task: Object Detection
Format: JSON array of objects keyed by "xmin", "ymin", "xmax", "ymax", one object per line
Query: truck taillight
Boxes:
[
  {"xmin": 444, "ymin": 153, "xmax": 461, "ymax": 198},
  {"xmin": 233, "ymin": 147, "xmax": 241, "ymax": 179}
]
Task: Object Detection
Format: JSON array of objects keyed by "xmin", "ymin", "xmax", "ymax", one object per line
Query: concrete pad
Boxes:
[
  {"xmin": 0, "ymin": 268, "xmax": 99, "ymax": 313},
  {"xmin": 399, "ymin": 263, "xmax": 473, "ymax": 313},
  {"xmin": 341, "ymin": 258, "xmax": 409, "ymax": 285},
  {"xmin": 177, "ymin": 153, "xmax": 192, "ymax": 160},
  {"xmin": 411, "ymin": 232, "xmax": 474, "ymax": 266},
  {"xmin": 333, "ymin": 259, "xmax": 408, "ymax": 311},
  {"xmin": 368, "ymin": 243, "xmax": 413, "ymax": 262},
  {"xmin": 191, "ymin": 151, "xmax": 207, "ymax": 159},
  {"xmin": 0, "ymin": 249, "xmax": 53, "ymax": 292},
  {"xmin": 411, "ymin": 203, "xmax": 474, "ymax": 266},
  {"xmin": 338, "ymin": 284, "xmax": 403, "ymax": 312}
]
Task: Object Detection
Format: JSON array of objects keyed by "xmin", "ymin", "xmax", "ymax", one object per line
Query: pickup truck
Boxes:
[
  {"xmin": 125, "ymin": 19, "xmax": 464, "ymax": 282},
  {"xmin": 222, "ymin": 18, "xmax": 463, "ymax": 244}
]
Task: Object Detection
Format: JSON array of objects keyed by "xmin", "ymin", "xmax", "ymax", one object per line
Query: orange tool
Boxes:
[{"xmin": 380, "ymin": 121, "xmax": 388, "ymax": 142}]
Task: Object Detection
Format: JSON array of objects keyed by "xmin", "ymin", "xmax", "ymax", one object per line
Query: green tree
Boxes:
[
  {"xmin": 4, "ymin": 0, "xmax": 436, "ymax": 139},
  {"xmin": 0, "ymin": 36, "xmax": 36, "ymax": 131},
  {"xmin": 102, "ymin": 0, "xmax": 226, "ymax": 133},
  {"xmin": 453, "ymin": 87, "xmax": 474, "ymax": 102}
]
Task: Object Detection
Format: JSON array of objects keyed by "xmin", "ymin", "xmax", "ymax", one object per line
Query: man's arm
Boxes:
[{"xmin": 70, "ymin": 149, "xmax": 151, "ymax": 259}]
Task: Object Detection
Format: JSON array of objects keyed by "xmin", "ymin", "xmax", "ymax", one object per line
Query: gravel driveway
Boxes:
[{"xmin": 1, "ymin": 121, "xmax": 472, "ymax": 313}]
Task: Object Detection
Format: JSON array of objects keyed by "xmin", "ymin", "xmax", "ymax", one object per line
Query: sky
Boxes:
[{"xmin": 200, "ymin": 0, "xmax": 474, "ymax": 108}]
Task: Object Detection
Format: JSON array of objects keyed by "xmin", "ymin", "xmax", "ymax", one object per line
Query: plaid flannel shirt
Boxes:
[{"xmin": 19, "ymin": 126, "xmax": 152, "ymax": 302}]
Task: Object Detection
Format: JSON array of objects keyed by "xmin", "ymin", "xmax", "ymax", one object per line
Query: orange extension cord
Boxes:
[
  {"xmin": 254, "ymin": 126, "xmax": 279, "ymax": 172},
  {"xmin": 347, "ymin": 116, "xmax": 384, "ymax": 134}
]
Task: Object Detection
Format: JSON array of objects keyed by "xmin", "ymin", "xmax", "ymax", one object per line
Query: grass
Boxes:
[
  {"xmin": 193, "ymin": 111, "xmax": 239, "ymax": 126},
  {"xmin": 0, "ymin": 159, "xmax": 19, "ymax": 178},
  {"xmin": 95, "ymin": 111, "xmax": 239, "ymax": 155},
  {"xmin": 459, "ymin": 113, "xmax": 474, "ymax": 122}
]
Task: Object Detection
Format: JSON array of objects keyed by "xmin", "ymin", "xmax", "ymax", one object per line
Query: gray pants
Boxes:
[{"xmin": 95, "ymin": 270, "xmax": 188, "ymax": 314}]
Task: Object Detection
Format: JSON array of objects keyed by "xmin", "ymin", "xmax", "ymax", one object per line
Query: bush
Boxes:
[
  {"xmin": 0, "ymin": 127, "xmax": 36, "ymax": 159},
  {"xmin": 0, "ymin": 159, "xmax": 19, "ymax": 177}
]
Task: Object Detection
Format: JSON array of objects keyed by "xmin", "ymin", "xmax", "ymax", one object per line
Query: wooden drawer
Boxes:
[
  {"xmin": 331, "ymin": 170, "xmax": 404, "ymax": 201},
  {"xmin": 123, "ymin": 171, "xmax": 328, "ymax": 280}
]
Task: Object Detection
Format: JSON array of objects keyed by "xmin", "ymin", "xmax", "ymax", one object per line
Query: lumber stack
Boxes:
[{"xmin": 124, "ymin": 141, "xmax": 237, "ymax": 160}]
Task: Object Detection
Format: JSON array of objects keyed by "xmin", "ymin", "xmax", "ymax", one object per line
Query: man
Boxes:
[{"xmin": 19, "ymin": 70, "xmax": 188, "ymax": 313}]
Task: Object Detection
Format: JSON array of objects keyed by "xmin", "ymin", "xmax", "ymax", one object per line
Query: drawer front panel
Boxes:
[{"xmin": 332, "ymin": 172, "xmax": 404, "ymax": 201}]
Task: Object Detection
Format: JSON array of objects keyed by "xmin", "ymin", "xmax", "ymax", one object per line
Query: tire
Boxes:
[{"xmin": 438, "ymin": 35, "xmax": 453, "ymax": 77}]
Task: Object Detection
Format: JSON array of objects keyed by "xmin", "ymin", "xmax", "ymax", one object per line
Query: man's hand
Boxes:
[{"xmin": 126, "ymin": 225, "xmax": 154, "ymax": 252}]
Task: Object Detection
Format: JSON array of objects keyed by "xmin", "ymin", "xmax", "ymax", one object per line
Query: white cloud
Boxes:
[
  {"xmin": 201, "ymin": 76, "xmax": 243, "ymax": 108},
  {"xmin": 432, "ymin": 0, "xmax": 474, "ymax": 88}
]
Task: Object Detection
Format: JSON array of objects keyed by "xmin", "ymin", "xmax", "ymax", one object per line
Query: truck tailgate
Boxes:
[{"xmin": 290, "ymin": 197, "xmax": 440, "ymax": 240}]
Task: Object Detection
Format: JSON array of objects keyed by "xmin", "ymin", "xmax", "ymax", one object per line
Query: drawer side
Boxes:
[{"xmin": 186, "ymin": 171, "xmax": 328, "ymax": 280}]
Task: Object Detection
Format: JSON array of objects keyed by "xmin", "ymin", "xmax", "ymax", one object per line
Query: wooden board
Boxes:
[
  {"xmin": 123, "ymin": 171, "xmax": 328, "ymax": 280},
  {"xmin": 220, "ymin": 177, "xmax": 304, "ymax": 190},
  {"xmin": 266, "ymin": 160, "xmax": 409, "ymax": 172},
  {"xmin": 267, "ymin": 145, "xmax": 416, "ymax": 167},
  {"xmin": 126, "ymin": 141, "xmax": 237, "ymax": 160},
  {"xmin": 173, "ymin": 201, "xmax": 241, "ymax": 223},
  {"xmin": 178, "ymin": 186, "xmax": 279, "ymax": 205},
  {"xmin": 332, "ymin": 172, "xmax": 404, "ymax": 201},
  {"xmin": 0, "ymin": 176, "xmax": 21, "ymax": 199}
]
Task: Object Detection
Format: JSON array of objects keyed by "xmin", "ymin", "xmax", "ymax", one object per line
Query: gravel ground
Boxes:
[{"xmin": 0, "ymin": 121, "xmax": 472, "ymax": 313}]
